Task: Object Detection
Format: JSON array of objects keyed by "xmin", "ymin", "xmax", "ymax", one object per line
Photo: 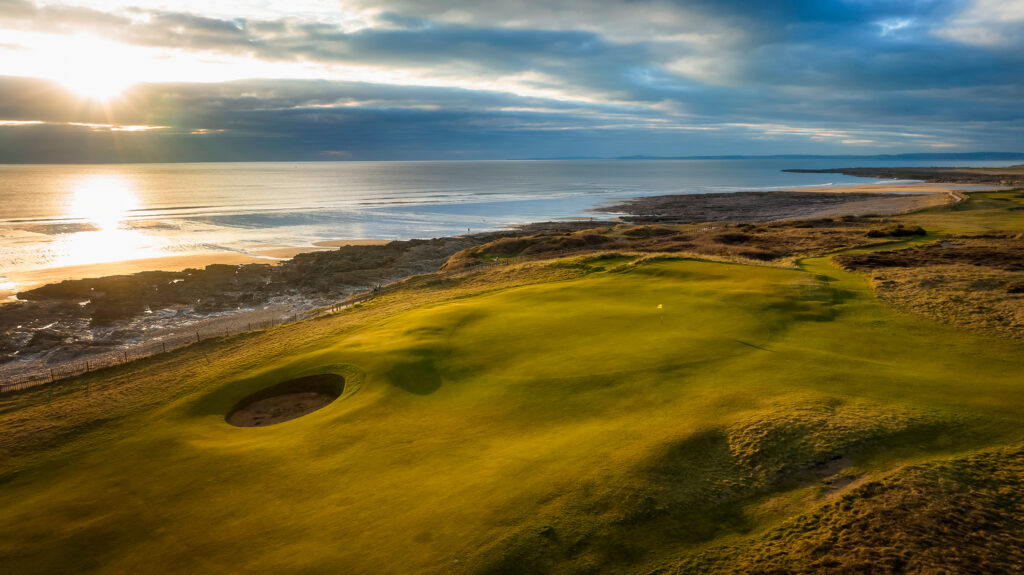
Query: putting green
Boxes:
[{"xmin": 1, "ymin": 255, "xmax": 1022, "ymax": 574}]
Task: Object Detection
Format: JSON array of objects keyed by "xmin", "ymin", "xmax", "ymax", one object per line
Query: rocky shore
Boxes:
[{"xmin": 0, "ymin": 221, "xmax": 606, "ymax": 369}]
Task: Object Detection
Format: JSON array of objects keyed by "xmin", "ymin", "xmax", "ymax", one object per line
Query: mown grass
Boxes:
[
  {"xmin": 1, "ymin": 193, "xmax": 1023, "ymax": 574},
  {"xmin": 900, "ymin": 189, "xmax": 1024, "ymax": 233}
]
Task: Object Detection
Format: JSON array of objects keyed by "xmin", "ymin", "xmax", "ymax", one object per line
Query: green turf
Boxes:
[
  {"xmin": 1, "ymin": 195, "xmax": 1023, "ymax": 573},
  {"xmin": 900, "ymin": 189, "xmax": 1024, "ymax": 233}
]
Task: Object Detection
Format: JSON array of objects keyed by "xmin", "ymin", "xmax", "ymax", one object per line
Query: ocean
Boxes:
[{"xmin": 0, "ymin": 159, "xmax": 1017, "ymax": 284}]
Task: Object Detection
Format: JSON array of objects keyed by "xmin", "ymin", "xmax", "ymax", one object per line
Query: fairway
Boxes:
[{"xmin": 2, "ymin": 249, "xmax": 1022, "ymax": 574}]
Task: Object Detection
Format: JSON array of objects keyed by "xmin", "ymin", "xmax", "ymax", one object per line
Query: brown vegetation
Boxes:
[
  {"xmin": 864, "ymin": 224, "xmax": 927, "ymax": 238},
  {"xmin": 444, "ymin": 218, "xmax": 890, "ymax": 272},
  {"xmin": 836, "ymin": 235, "xmax": 1024, "ymax": 339}
]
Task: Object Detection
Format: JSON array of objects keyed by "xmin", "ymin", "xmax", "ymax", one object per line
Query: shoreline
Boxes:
[
  {"xmin": 0, "ymin": 240, "xmax": 391, "ymax": 302},
  {"xmin": 0, "ymin": 183, "xmax": 969, "ymax": 301},
  {"xmin": 783, "ymin": 165, "xmax": 1024, "ymax": 187},
  {"xmin": 2, "ymin": 181, "xmax": 990, "ymax": 301}
]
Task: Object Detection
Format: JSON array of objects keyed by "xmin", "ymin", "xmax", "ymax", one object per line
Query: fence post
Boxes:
[
  {"xmin": 162, "ymin": 341, "xmax": 166, "ymax": 353},
  {"xmin": 123, "ymin": 350, "xmax": 128, "ymax": 363},
  {"xmin": 196, "ymin": 330, "xmax": 200, "ymax": 342},
  {"xmin": 50, "ymin": 368, "xmax": 55, "ymax": 383}
]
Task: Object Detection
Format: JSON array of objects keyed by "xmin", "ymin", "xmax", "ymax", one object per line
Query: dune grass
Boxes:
[{"xmin": 1, "ymin": 192, "xmax": 1023, "ymax": 573}]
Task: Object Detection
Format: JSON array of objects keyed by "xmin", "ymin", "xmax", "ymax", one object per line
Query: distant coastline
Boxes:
[
  {"xmin": 523, "ymin": 152, "xmax": 1024, "ymax": 161},
  {"xmin": 3, "ymin": 152, "xmax": 1024, "ymax": 166}
]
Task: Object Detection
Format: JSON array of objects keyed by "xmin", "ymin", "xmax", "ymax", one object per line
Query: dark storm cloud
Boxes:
[{"xmin": 0, "ymin": 0, "xmax": 1022, "ymax": 160}]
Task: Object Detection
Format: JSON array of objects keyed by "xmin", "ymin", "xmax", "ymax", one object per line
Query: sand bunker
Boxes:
[{"xmin": 226, "ymin": 373, "xmax": 345, "ymax": 427}]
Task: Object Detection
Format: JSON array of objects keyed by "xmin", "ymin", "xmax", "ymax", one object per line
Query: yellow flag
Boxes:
[{"xmin": 657, "ymin": 304, "xmax": 663, "ymax": 310}]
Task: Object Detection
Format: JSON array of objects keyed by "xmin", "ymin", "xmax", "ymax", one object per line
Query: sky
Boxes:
[{"xmin": 0, "ymin": 0, "xmax": 1022, "ymax": 162}]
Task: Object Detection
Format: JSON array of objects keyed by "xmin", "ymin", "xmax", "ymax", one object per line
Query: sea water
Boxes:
[{"xmin": 0, "ymin": 159, "xmax": 1017, "ymax": 279}]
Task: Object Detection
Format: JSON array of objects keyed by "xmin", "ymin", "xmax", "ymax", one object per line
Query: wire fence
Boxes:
[{"xmin": 0, "ymin": 291, "xmax": 376, "ymax": 394}]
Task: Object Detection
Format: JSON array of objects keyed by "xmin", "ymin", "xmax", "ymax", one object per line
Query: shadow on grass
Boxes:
[{"xmin": 384, "ymin": 358, "xmax": 442, "ymax": 395}]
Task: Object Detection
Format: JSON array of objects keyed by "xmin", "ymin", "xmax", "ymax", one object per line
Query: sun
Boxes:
[
  {"xmin": 62, "ymin": 72, "xmax": 133, "ymax": 101},
  {"xmin": 55, "ymin": 36, "xmax": 137, "ymax": 101}
]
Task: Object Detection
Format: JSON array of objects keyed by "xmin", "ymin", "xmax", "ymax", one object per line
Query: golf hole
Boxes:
[{"xmin": 226, "ymin": 374, "xmax": 345, "ymax": 427}]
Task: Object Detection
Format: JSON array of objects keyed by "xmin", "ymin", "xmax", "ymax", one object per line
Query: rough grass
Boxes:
[
  {"xmin": 443, "ymin": 220, "xmax": 882, "ymax": 271},
  {"xmin": 898, "ymin": 190, "xmax": 1024, "ymax": 234},
  {"xmin": 864, "ymin": 224, "xmax": 927, "ymax": 238},
  {"xmin": 857, "ymin": 264, "xmax": 1024, "ymax": 340},
  {"xmin": 835, "ymin": 210, "xmax": 1024, "ymax": 340},
  {"xmin": 668, "ymin": 445, "xmax": 1024, "ymax": 574}
]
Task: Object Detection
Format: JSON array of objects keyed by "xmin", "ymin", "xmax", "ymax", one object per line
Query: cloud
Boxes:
[
  {"xmin": 0, "ymin": 1, "xmax": 1021, "ymax": 160},
  {"xmin": 1, "ymin": 74, "xmax": 1018, "ymax": 163},
  {"xmin": 935, "ymin": 0, "xmax": 1024, "ymax": 47}
]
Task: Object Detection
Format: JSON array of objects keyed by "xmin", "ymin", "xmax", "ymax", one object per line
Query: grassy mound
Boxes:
[
  {"xmin": 471, "ymin": 397, "xmax": 977, "ymax": 574},
  {"xmin": 671, "ymin": 445, "xmax": 1024, "ymax": 574}
]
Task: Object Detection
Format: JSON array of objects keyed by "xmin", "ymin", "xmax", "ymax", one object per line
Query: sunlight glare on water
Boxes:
[
  {"xmin": 53, "ymin": 175, "xmax": 163, "ymax": 267},
  {"xmin": 69, "ymin": 175, "xmax": 138, "ymax": 231}
]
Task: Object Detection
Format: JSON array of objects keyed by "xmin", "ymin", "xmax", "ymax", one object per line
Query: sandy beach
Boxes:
[
  {"xmin": 599, "ymin": 182, "xmax": 963, "ymax": 224},
  {"xmin": 793, "ymin": 183, "xmax": 965, "ymax": 194},
  {"xmin": 784, "ymin": 183, "xmax": 964, "ymax": 217}
]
